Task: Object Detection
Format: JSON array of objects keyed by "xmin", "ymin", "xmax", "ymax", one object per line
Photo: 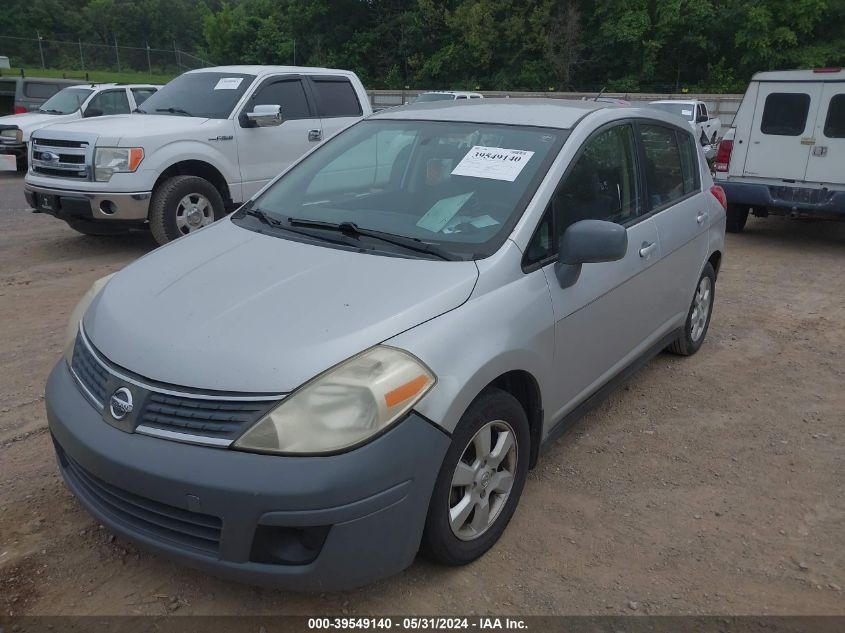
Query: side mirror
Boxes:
[
  {"xmin": 554, "ymin": 219, "xmax": 628, "ymax": 288},
  {"xmin": 83, "ymin": 107, "xmax": 104, "ymax": 118},
  {"xmin": 696, "ymin": 114, "xmax": 708, "ymax": 123},
  {"xmin": 246, "ymin": 104, "xmax": 282, "ymax": 127}
]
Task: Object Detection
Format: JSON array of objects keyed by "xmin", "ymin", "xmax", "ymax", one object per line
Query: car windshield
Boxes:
[
  {"xmin": 135, "ymin": 72, "xmax": 254, "ymax": 119},
  {"xmin": 236, "ymin": 119, "xmax": 565, "ymax": 259},
  {"xmin": 416, "ymin": 93, "xmax": 457, "ymax": 102},
  {"xmin": 649, "ymin": 102, "xmax": 694, "ymax": 120},
  {"xmin": 38, "ymin": 88, "xmax": 94, "ymax": 114}
]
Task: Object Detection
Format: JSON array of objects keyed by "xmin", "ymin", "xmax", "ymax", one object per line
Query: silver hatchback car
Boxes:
[{"xmin": 46, "ymin": 99, "xmax": 726, "ymax": 589}]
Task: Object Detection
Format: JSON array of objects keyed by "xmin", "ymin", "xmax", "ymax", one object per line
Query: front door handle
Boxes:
[
  {"xmin": 308, "ymin": 129, "xmax": 322, "ymax": 142},
  {"xmin": 639, "ymin": 241, "xmax": 657, "ymax": 258},
  {"xmin": 696, "ymin": 212, "xmax": 708, "ymax": 225}
]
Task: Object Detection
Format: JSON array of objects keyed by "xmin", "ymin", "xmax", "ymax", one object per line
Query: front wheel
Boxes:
[
  {"xmin": 421, "ymin": 389, "xmax": 530, "ymax": 566},
  {"xmin": 668, "ymin": 262, "xmax": 716, "ymax": 356},
  {"xmin": 149, "ymin": 175, "xmax": 225, "ymax": 245}
]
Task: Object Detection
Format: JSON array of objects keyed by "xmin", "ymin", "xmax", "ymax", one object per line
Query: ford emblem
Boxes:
[
  {"xmin": 41, "ymin": 151, "xmax": 59, "ymax": 162},
  {"xmin": 109, "ymin": 387, "xmax": 134, "ymax": 420}
]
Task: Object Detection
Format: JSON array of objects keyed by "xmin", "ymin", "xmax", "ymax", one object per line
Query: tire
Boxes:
[
  {"xmin": 421, "ymin": 389, "xmax": 530, "ymax": 566},
  {"xmin": 726, "ymin": 203, "xmax": 749, "ymax": 233},
  {"xmin": 668, "ymin": 262, "xmax": 716, "ymax": 357},
  {"xmin": 149, "ymin": 175, "xmax": 225, "ymax": 245},
  {"xmin": 65, "ymin": 218, "xmax": 132, "ymax": 236}
]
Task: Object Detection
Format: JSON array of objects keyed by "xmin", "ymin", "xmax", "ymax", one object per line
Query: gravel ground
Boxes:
[{"xmin": 0, "ymin": 171, "xmax": 843, "ymax": 616}]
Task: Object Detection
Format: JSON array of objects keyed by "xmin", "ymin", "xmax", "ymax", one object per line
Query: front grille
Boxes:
[
  {"xmin": 70, "ymin": 335, "xmax": 110, "ymax": 406},
  {"xmin": 33, "ymin": 166, "xmax": 88, "ymax": 178},
  {"xmin": 33, "ymin": 150, "xmax": 84, "ymax": 164},
  {"xmin": 35, "ymin": 138, "xmax": 88, "ymax": 149},
  {"xmin": 140, "ymin": 393, "xmax": 271, "ymax": 442},
  {"xmin": 58, "ymin": 444, "xmax": 222, "ymax": 555}
]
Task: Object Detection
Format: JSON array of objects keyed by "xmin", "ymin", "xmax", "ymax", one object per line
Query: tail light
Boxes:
[
  {"xmin": 714, "ymin": 138, "xmax": 733, "ymax": 172},
  {"xmin": 14, "ymin": 106, "xmax": 26, "ymax": 115},
  {"xmin": 710, "ymin": 185, "xmax": 727, "ymax": 211}
]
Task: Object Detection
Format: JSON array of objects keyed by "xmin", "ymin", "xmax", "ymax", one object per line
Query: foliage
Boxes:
[{"xmin": 1, "ymin": 0, "xmax": 843, "ymax": 92}]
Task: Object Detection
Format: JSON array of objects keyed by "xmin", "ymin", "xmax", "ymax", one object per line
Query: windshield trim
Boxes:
[{"xmin": 236, "ymin": 118, "xmax": 569, "ymax": 260}]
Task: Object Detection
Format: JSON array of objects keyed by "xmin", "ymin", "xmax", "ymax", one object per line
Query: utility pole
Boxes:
[
  {"xmin": 115, "ymin": 36, "xmax": 121, "ymax": 73},
  {"xmin": 293, "ymin": 39, "xmax": 296, "ymax": 65},
  {"xmin": 146, "ymin": 42, "xmax": 152, "ymax": 76},
  {"xmin": 174, "ymin": 41, "xmax": 180, "ymax": 73},
  {"xmin": 79, "ymin": 39, "xmax": 85, "ymax": 72},
  {"xmin": 36, "ymin": 31, "xmax": 45, "ymax": 69}
]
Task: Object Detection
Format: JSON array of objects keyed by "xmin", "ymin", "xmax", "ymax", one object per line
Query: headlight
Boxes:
[
  {"xmin": 234, "ymin": 346, "xmax": 436, "ymax": 455},
  {"xmin": 64, "ymin": 273, "xmax": 116, "ymax": 366},
  {"xmin": 94, "ymin": 147, "xmax": 144, "ymax": 181},
  {"xmin": 0, "ymin": 128, "xmax": 23, "ymax": 142}
]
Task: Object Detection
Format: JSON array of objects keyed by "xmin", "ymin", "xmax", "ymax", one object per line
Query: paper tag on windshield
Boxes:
[
  {"xmin": 681, "ymin": 109, "xmax": 692, "ymax": 116},
  {"xmin": 451, "ymin": 146, "xmax": 535, "ymax": 182},
  {"xmin": 416, "ymin": 192, "xmax": 474, "ymax": 232},
  {"xmin": 214, "ymin": 77, "xmax": 243, "ymax": 90}
]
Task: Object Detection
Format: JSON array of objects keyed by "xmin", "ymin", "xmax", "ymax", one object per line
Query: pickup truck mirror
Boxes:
[
  {"xmin": 554, "ymin": 219, "xmax": 628, "ymax": 288},
  {"xmin": 83, "ymin": 107, "xmax": 104, "ymax": 118},
  {"xmin": 696, "ymin": 114, "xmax": 708, "ymax": 123},
  {"xmin": 246, "ymin": 104, "xmax": 283, "ymax": 127}
]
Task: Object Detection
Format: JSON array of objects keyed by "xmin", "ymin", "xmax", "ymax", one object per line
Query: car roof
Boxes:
[
  {"xmin": 372, "ymin": 98, "xmax": 609, "ymax": 129},
  {"xmin": 752, "ymin": 68, "xmax": 845, "ymax": 82},
  {"xmin": 189, "ymin": 65, "xmax": 356, "ymax": 78}
]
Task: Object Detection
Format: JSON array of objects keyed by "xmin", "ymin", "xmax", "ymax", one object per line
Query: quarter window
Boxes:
[
  {"xmin": 309, "ymin": 77, "xmax": 362, "ymax": 117},
  {"xmin": 525, "ymin": 124, "xmax": 641, "ymax": 264},
  {"xmin": 823, "ymin": 94, "xmax": 845, "ymax": 138},
  {"xmin": 640, "ymin": 124, "xmax": 686, "ymax": 208},
  {"xmin": 86, "ymin": 90, "xmax": 131, "ymax": 115},
  {"xmin": 251, "ymin": 78, "xmax": 311, "ymax": 119},
  {"xmin": 676, "ymin": 130, "xmax": 700, "ymax": 194},
  {"xmin": 761, "ymin": 93, "xmax": 810, "ymax": 136}
]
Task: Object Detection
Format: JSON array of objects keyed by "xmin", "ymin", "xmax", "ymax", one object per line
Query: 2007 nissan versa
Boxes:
[{"xmin": 46, "ymin": 99, "xmax": 726, "ymax": 589}]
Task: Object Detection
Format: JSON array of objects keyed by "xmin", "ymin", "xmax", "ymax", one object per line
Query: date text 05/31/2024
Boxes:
[{"xmin": 307, "ymin": 617, "xmax": 529, "ymax": 630}]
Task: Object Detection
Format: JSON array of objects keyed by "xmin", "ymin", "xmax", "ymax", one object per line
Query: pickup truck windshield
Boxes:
[
  {"xmin": 38, "ymin": 88, "xmax": 94, "ymax": 114},
  {"xmin": 650, "ymin": 102, "xmax": 694, "ymax": 121},
  {"xmin": 136, "ymin": 72, "xmax": 254, "ymax": 119},
  {"xmin": 238, "ymin": 119, "xmax": 565, "ymax": 259}
]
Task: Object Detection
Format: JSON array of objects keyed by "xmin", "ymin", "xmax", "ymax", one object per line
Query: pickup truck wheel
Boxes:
[
  {"xmin": 149, "ymin": 175, "xmax": 225, "ymax": 245},
  {"xmin": 668, "ymin": 262, "xmax": 715, "ymax": 356},
  {"xmin": 421, "ymin": 389, "xmax": 529, "ymax": 566},
  {"xmin": 65, "ymin": 218, "xmax": 131, "ymax": 236},
  {"xmin": 726, "ymin": 204, "xmax": 749, "ymax": 233}
]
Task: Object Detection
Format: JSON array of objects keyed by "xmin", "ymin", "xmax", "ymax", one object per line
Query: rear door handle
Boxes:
[
  {"xmin": 696, "ymin": 212, "xmax": 708, "ymax": 225},
  {"xmin": 308, "ymin": 129, "xmax": 322, "ymax": 142},
  {"xmin": 639, "ymin": 241, "xmax": 657, "ymax": 258}
]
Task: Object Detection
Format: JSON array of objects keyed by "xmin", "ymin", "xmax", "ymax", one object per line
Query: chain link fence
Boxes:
[{"xmin": 0, "ymin": 35, "xmax": 212, "ymax": 78}]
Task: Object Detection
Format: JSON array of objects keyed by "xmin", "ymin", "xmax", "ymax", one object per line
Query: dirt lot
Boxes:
[{"xmin": 0, "ymin": 171, "xmax": 843, "ymax": 616}]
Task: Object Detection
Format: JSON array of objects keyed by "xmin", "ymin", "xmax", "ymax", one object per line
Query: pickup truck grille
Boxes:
[{"xmin": 31, "ymin": 137, "xmax": 90, "ymax": 180}]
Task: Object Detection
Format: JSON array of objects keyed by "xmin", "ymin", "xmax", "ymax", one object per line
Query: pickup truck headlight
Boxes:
[
  {"xmin": 0, "ymin": 128, "xmax": 23, "ymax": 142},
  {"xmin": 94, "ymin": 147, "xmax": 144, "ymax": 182},
  {"xmin": 64, "ymin": 273, "xmax": 116, "ymax": 366},
  {"xmin": 234, "ymin": 346, "xmax": 435, "ymax": 455}
]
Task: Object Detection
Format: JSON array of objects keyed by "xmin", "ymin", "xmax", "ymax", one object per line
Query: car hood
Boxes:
[
  {"xmin": 0, "ymin": 112, "xmax": 78, "ymax": 140},
  {"xmin": 84, "ymin": 220, "xmax": 479, "ymax": 393},
  {"xmin": 35, "ymin": 114, "xmax": 213, "ymax": 146}
]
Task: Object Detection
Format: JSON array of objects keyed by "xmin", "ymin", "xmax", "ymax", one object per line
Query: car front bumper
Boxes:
[
  {"xmin": 46, "ymin": 361, "xmax": 450, "ymax": 590},
  {"xmin": 24, "ymin": 183, "xmax": 151, "ymax": 222},
  {"xmin": 721, "ymin": 180, "xmax": 845, "ymax": 220}
]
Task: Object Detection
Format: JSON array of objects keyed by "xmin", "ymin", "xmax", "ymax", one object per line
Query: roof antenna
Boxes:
[{"xmin": 593, "ymin": 87, "xmax": 606, "ymax": 101}]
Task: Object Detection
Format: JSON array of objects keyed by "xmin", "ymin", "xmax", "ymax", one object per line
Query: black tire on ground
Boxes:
[
  {"xmin": 421, "ymin": 388, "xmax": 530, "ymax": 566},
  {"xmin": 668, "ymin": 262, "xmax": 716, "ymax": 357},
  {"xmin": 726, "ymin": 203, "xmax": 749, "ymax": 233},
  {"xmin": 149, "ymin": 175, "xmax": 225, "ymax": 245},
  {"xmin": 65, "ymin": 218, "xmax": 132, "ymax": 236}
]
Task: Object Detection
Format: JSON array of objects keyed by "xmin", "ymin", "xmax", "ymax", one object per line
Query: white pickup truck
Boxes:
[
  {"xmin": 24, "ymin": 65, "xmax": 371, "ymax": 243},
  {"xmin": 649, "ymin": 99, "xmax": 722, "ymax": 146}
]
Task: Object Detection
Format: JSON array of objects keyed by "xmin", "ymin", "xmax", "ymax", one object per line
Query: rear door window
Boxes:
[
  {"xmin": 761, "ymin": 93, "xmax": 811, "ymax": 136},
  {"xmin": 823, "ymin": 94, "xmax": 845, "ymax": 138},
  {"xmin": 640, "ymin": 124, "xmax": 686, "ymax": 208},
  {"xmin": 24, "ymin": 82, "xmax": 61, "ymax": 99},
  {"xmin": 309, "ymin": 77, "xmax": 362, "ymax": 117}
]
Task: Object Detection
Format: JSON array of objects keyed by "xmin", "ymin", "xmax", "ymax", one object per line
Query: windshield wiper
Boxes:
[
  {"xmin": 242, "ymin": 208, "xmax": 358, "ymax": 248},
  {"xmin": 286, "ymin": 218, "xmax": 456, "ymax": 261},
  {"xmin": 133, "ymin": 107, "xmax": 147, "ymax": 114},
  {"xmin": 38, "ymin": 108, "xmax": 64, "ymax": 114},
  {"xmin": 155, "ymin": 107, "xmax": 193, "ymax": 116}
]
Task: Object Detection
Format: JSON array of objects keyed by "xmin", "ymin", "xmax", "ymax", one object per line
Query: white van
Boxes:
[{"xmin": 714, "ymin": 68, "xmax": 845, "ymax": 232}]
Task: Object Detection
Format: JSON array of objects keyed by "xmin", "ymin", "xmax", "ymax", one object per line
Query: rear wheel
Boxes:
[
  {"xmin": 726, "ymin": 204, "xmax": 749, "ymax": 233},
  {"xmin": 421, "ymin": 389, "xmax": 529, "ymax": 566},
  {"xmin": 669, "ymin": 262, "xmax": 715, "ymax": 357},
  {"xmin": 149, "ymin": 175, "xmax": 225, "ymax": 245}
]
